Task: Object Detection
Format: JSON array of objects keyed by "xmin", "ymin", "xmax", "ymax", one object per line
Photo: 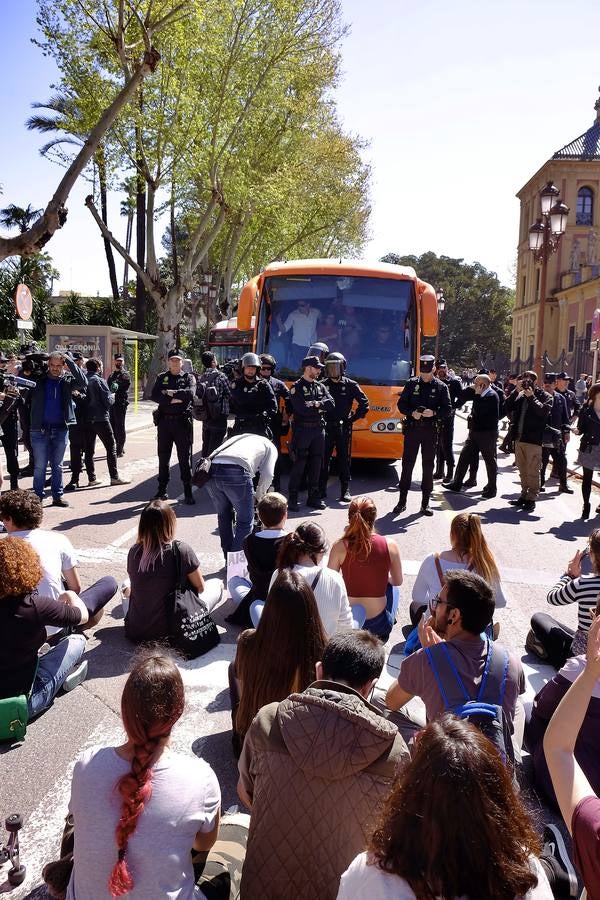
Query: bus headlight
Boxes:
[{"xmin": 371, "ymin": 419, "xmax": 403, "ymax": 434}]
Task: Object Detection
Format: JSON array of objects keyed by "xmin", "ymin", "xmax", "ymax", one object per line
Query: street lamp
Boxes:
[
  {"xmin": 529, "ymin": 181, "xmax": 569, "ymax": 376},
  {"xmin": 434, "ymin": 288, "xmax": 445, "ymax": 363}
]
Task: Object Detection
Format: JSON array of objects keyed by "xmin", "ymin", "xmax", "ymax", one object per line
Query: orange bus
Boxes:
[
  {"xmin": 207, "ymin": 316, "xmax": 255, "ymax": 365},
  {"xmin": 236, "ymin": 259, "xmax": 439, "ymax": 458}
]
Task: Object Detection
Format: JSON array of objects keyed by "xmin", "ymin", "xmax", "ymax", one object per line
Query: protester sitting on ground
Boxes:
[
  {"xmin": 528, "ymin": 529, "xmax": 600, "ymax": 669},
  {"xmin": 410, "ymin": 511, "xmax": 507, "ymax": 624},
  {"xmin": 237, "ymin": 630, "xmax": 409, "ymax": 900},
  {"xmin": 267, "ymin": 522, "xmax": 353, "ymax": 635},
  {"xmin": 230, "ymin": 569, "xmax": 327, "ymax": 757},
  {"xmin": 0, "ymin": 538, "xmax": 89, "ymax": 719},
  {"xmin": 338, "ymin": 714, "xmax": 559, "ymax": 900},
  {"xmin": 328, "ymin": 496, "xmax": 403, "ymax": 641},
  {"xmin": 544, "ymin": 613, "xmax": 600, "ymax": 899},
  {"xmin": 124, "ymin": 500, "xmax": 223, "ymax": 643},
  {"xmin": 58, "ymin": 649, "xmax": 247, "ymax": 900},
  {"xmin": 0, "ymin": 489, "xmax": 118, "ymax": 630},
  {"xmin": 526, "ymin": 595, "xmax": 600, "ymax": 811},
  {"xmin": 386, "ymin": 570, "xmax": 524, "ymax": 755},
  {"xmin": 225, "ymin": 492, "xmax": 288, "ymax": 628}
]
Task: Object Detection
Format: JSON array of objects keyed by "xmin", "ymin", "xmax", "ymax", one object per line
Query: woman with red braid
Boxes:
[{"xmin": 65, "ymin": 650, "xmax": 221, "ymax": 899}]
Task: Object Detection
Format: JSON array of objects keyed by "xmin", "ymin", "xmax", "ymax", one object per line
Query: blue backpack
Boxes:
[{"xmin": 425, "ymin": 640, "xmax": 515, "ymax": 767}]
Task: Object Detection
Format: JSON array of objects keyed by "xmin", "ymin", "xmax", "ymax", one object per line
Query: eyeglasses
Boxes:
[{"xmin": 429, "ymin": 594, "xmax": 454, "ymax": 612}]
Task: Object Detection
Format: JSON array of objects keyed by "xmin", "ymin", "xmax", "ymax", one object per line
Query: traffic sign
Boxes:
[
  {"xmin": 17, "ymin": 319, "xmax": 34, "ymax": 330},
  {"xmin": 14, "ymin": 284, "xmax": 33, "ymax": 320}
]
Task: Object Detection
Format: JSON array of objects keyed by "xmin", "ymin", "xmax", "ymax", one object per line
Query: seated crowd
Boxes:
[{"xmin": 2, "ymin": 488, "xmax": 599, "ymax": 899}]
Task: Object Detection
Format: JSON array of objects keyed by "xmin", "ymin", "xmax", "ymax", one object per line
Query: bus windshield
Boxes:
[{"xmin": 258, "ymin": 274, "xmax": 415, "ymax": 384}]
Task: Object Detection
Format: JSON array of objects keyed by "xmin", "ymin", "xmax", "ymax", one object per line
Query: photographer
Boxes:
[
  {"xmin": 575, "ymin": 382, "xmax": 600, "ymax": 519},
  {"xmin": 0, "ymin": 352, "xmax": 22, "ymax": 490},
  {"xmin": 503, "ymin": 371, "xmax": 552, "ymax": 513},
  {"xmin": 29, "ymin": 350, "xmax": 87, "ymax": 507}
]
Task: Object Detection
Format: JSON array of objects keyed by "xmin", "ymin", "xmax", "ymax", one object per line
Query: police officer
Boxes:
[
  {"xmin": 150, "ymin": 348, "xmax": 196, "ymax": 504},
  {"xmin": 556, "ymin": 371, "xmax": 580, "ymax": 421},
  {"xmin": 394, "ymin": 354, "xmax": 451, "ymax": 516},
  {"xmin": 0, "ymin": 352, "xmax": 20, "ymax": 490},
  {"xmin": 107, "ymin": 353, "xmax": 131, "ymax": 457},
  {"xmin": 308, "ymin": 341, "xmax": 329, "ymax": 366},
  {"xmin": 540, "ymin": 373, "xmax": 573, "ymax": 495},
  {"xmin": 319, "ymin": 352, "xmax": 369, "ymax": 502},
  {"xmin": 230, "ymin": 352, "xmax": 277, "ymax": 437},
  {"xmin": 433, "ymin": 359, "xmax": 462, "ymax": 482},
  {"xmin": 286, "ymin": 355, "xmax": 334, "ymax": 511},
  {"xmin": 259, "ymin": 353, "xmax": 289, "ymax": 491}
]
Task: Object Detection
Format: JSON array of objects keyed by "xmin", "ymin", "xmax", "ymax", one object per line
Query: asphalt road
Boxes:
[{"xmin": 0, "ymin": 410, "xmax": 594, "ymax": 897}]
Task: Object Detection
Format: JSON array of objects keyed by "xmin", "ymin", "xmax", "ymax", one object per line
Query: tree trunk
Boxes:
[
  {"xmin": 96, "ymin": 148, "xmax": 120, "ymax": 300},
  {"xmin": 123, "ymin": 209, "xmax": 133, "ymax": 300},
  {"xmin": 134, "ymin": 121, "xmax": 147, "ymax": 332},
  {"xmin": 144, "ymin": 284, "xmax": 184, "ymax": 396}
]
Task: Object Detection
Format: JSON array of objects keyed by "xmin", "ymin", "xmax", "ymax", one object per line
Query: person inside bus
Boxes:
[
  {"xmin": 317, "ymin": 312, "xmax": 340, "ymax": 349},
  {"xmin": 337, "ymin": 305, "xmax": 362, "ymax": 355},
  {"xmin": 373, "ymin": 323, "xmax": 397, "ymax": 359},
  {"xmin": 276, "ymin": 299, "xmax": 320, "ymax": 371}
]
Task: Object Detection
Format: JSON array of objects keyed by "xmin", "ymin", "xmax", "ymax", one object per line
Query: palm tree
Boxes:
[
  {"xmin": 0, "ymin": 203, "xmax": 42, "ymax": 233},
  {"xmin": 26, "ymin": 91, "xmax": 120, "ymax": 300}
]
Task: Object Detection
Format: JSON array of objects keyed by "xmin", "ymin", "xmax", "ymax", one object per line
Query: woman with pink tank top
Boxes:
[{"xmin": 329, "ymin": 496, "xmax": 403, "ymax": 641}]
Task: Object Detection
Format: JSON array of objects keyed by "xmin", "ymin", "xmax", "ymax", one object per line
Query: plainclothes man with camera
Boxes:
[
  {"xmin": 503, "ymin": 370, "xmax": 553, "ymax": 513},
  {"xmin": 29, "ymin": 350, "xmax": 87, "ymax": 507}
]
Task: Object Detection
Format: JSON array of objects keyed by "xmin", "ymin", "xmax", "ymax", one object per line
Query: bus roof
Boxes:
[
  {"xmin": 262, "ymin": 258, "xmax": 417, "ymax": 280},
  {"xmin": 211, "ymin": 316, "xmax": 255, "ymax": 331}
]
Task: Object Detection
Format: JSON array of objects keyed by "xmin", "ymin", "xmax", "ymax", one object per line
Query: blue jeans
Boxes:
[
  {"xmin": 31, "ymin": 426, "xmax": 69, "ymax": 499},
  {"xmin": 28, "ymin": 634, "xmax": 86, "ymax": 718},
  {"xmin": 228, "ymin": 575, "xmax": 252, "ymax": 606},
  {"xmin": 207, "ymin": 464, "xmax": 254, "ymax": 554}
]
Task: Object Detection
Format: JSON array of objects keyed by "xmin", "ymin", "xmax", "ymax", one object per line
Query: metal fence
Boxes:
[{"xmin": 479, "ymin": 336, "xmax": 593, "ymax": 381}]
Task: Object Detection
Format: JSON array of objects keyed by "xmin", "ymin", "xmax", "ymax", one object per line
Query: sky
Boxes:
[{"xmin": 2, "ymin": 0, "xmax": 600, "ymax": 295}]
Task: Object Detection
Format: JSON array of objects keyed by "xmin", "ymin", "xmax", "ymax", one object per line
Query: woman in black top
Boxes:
[
  {"xmin": 576, "ymin": 384, "xmax": 600, "ymax": 519},
  {"xmin": 0, "ymin": 537, "xmax": 89, "ymax": 718}
]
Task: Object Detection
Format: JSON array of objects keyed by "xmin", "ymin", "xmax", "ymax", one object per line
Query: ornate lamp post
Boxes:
[
  {"xmin": 434, "ymin": 288, "xmax": 445, "ymax": 363},
  {"xmin": 529, "ymin": 181, "xmax": 569, "ymax": 376}
]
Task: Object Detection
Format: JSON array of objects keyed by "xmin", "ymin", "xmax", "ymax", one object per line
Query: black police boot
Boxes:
[
  {"xmin": 288, "ymin": 494, "xmax": 300, "ymax": 512},
  {"xmin": 442, "ymin": 467, "xmax": 454, "ymax": 485},
  {"xmin": 463, "ymin": 476, "xmax": 477, "ymax": 489},
  {"xmin": 433, "ymin": 465, "xmax": 445, "ymax": 480},
  {"xmin": 64, "ymin": 480, "xmax": 79, "ymax": 492},
  {"xmin": 420, "ymin": 496, "xmax": 434, "ymax": 517},
  {"xmin": 582, "ymin": 502, "xmax": 591, "ymax": 519},
  {"xmin": 307, "ymin": 494, "xmax": 326, "ymax": 510},
  {"xmin": 182, "ymin": 485, "xmax": 195, "ymax": 505},
  {"xmin": 153, "ymin": 486, "xmax": 168, "ymax": 501},
  {"xmin": 509, "ymin": 495, "xmax": 526, "ymax": 507},
  {"xmin": 10, "ymin": 478, "xmax": 18, "ymax": 490},
  {"xmin": 559, "ymin": 483, "xmax": 574, "ymax": 494},
  {"xmin": 393, "ymin": 494, "xmax": 407, "ymax": 514},
  {"xmin": 339, "ymin": 484, "xmax": 351, "ymax": 502}
]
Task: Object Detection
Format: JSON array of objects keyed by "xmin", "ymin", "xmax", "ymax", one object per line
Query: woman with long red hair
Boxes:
[
  {"xmin": 64, "ymin": 650, "xmax": 221, "ymax": 898},
  {"xmin": 328, "ymin": 496, "xmax": 403, "ymax": 641}
]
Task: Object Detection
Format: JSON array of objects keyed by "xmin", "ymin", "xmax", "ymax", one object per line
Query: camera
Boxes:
[
  {"xmin": 19, "ymin": 343, "xmax": 49, "ymax": 379},
  {"xmin": 521, "ymin": 378, "xmax": 533, "ymax": 391},
  {"xmin": 222, "ymin": 358, "xmax": 242, "ymax": 380}
]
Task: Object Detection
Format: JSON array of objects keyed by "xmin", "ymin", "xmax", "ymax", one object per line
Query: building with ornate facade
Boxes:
[{"xmin": 512, "ymin": 89, "xmax": 600, "ymax": 374}]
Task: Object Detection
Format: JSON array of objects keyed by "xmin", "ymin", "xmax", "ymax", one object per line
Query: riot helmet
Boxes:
[
  {"xmin": 241, "ymin": 352, "xmax": 261, "ymax": 368},
  {"xmin": 308, "ymin": 341, "xmax": 329, "ymax": 363},
  {"xmin": 324, "ymin": 351, "xmax": 346, "ymax": 379},
  {"xmin": 259, "ymin": 353, "xmax": 277, "ymax": 374}
]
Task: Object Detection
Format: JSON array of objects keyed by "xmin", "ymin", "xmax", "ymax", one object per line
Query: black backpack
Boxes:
[
  {"xmin": 193, "ymin": 370, "xmax": 228, "ymax": 421},
  {"xmin": 425, "ymin": 640, "xmax": 515, "ymax": 767}
]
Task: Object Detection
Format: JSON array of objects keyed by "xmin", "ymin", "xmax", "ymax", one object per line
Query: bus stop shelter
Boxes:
[{"xmin": 45, "ymin": 324, "xmax": 156, "ymax": 411}]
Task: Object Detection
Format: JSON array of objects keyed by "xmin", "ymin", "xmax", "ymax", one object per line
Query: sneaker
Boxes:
[
  {"xmin": 339, "ymin": 489, "xmax": 352, "ymax": 502},
  {"xmin": 420, "ymin": 505, "xmax": 434, "ymax": 517},
  {"xmin": 288, "ymin": 496, "xmax": 300, "ymax": 512},
  {"xmin": 522, "ymin": 500, "xmax": 536, "ymax": 513},
  {"xmin": 52, "ymin": 497, "xmax": 70, "ymax": 508},
  {"xmin": 559, "ymin": 485, "xmax": 574, "ymax": 494},
  {"xmin": 61, "ymin": 660, "xmax": 88, "ymax": 693},
  {"xmin": 540, "ymin": 824, "xmax": 578, "ymax": 898},
  {"xmin": 88, "ymin": 475, "xmax": 98, "ymax": 486},
  {"xmin": 110, "ymin": 476, "xmax": 131, "ymax": 486},
  {"xmin": 444, "ymin": 482, "xmax": 463, "ymax": 493},
  {"xmin": 509, "ymin": 496, "xmax": 526, "ymax": 507},
  {"xmin": 393, "ymin": 497, "xmax": 407, "ymax": 514},
  {"xmin": 481, "ymin": 487, "xmax": 497, "ymax": 499},
  {"xmin": 63, "ymin": 481, "xmax": 79, "ymax": 492},
  {"xmin": 307, "ymin": 496, "xmax": 326, "ymax": 510}
]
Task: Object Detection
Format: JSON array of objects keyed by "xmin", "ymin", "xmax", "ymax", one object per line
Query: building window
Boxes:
[
  {"xmin": 521, "ymin": 275, "xmax": 526, "ymax": 307},
  {"xmin": 576, "ymin": 186, "xmax": 594, "ymax": 226},
  {"xmin": 585, "ymin": 322, "xmax": 593, "ymax": 345},
  {"xmin": 535, "ymin": 268, "xmax": 541, "ymax": 300},
  {"xmin": 568, "ymin": 324, "xmax": 576, "ymax": 352}
]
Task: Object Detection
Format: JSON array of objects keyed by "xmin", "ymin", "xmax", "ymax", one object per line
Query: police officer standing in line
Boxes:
[
  {"xmin": 107, "ymin": 353, "xmax": 131, "ymax": 457},
  {"xmin": 0, "ymin": 352, "xmax": 20, "ymax": 490},
  {"xmin": 433, "ymin": 359, "xmax": 462, "ymax": 483},
  {"xmin": 259, "ymin": 353, "xmax": 289, "ymax": 491},
  {"xmin": 556, "ymin": 371, "xmax": 581, "ymax": 421},
  {"xmin": 319, "ymin": 352, "xmax": 369, "ymax": 502},
  {"xmin": 151, "ymin": 348, "xmax": 196, "ymax": 504},
  {"xmin": 230, "ymin": 352, "xmax": 277, "ymax": 438},
  {"xmin": 393, "ymin": 354, "xmax": 451, "ymax": 516},
  {"xmin": 286, "ymin": 355, "xmax": 334, "ymax": 511}
]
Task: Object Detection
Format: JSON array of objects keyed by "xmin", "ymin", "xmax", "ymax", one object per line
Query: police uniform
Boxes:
[
  {"xmin": 394, "ymin": 355, "xmax": 451, "ymax": 516},
  {"xmin": 433, "ymin": 360, "xmax": 462, "ymax": 481},
  {"xmin": 320, "ymin": 371, "xmax": 368, "ymax": 501},
  {"xmin": 286, "ymin": 356, "xmax": 334, "ymax": 510},
  {"xmin": 230, "ymin": 376, "xmax": 277, "ymax": 437},
  {"xmin": 150, "ymin": 351, "xmax": 196, "ymax": 501},
  {"xmin": 556, "ymin": 372, "xmax": 580, "ymax": 420},
  {"xmin": 107, "ymin": 356, "xmax": 131, "ymax": 456},
  {"xmin": 540, "ymin": 374, "xmax": 573, "ymax": 494},
  {"xmin": 0, "ymin": 357, "xmax": 19, "ymax": 489},
  {"xmin": 261, "ymin": 364, "xmax": 290, "ymax": 491}
]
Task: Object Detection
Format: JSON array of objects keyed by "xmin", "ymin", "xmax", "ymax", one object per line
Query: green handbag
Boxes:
[{"xmin": 0, "ymin": 694, "xmax": 28, "ymax": 742}]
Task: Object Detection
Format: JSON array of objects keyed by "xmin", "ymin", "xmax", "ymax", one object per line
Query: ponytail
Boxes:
[
  {"xmin": 343, "ymin": 496, "xmax": 377, "ymax": 562},
  {"xmin": 450, "ymin": 513, "xmax": 499, "ymax": 586},
  {"xmin": 276, "ymin": 522, "xmax": 328, "ymax": 569},
  {"xmin": 108, "ymin": 651, "xmax": 184, "ymax": 896}
]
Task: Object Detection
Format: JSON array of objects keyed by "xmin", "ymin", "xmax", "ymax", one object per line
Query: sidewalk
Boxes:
[{"xmin": 123, "ymin": 399, "xmax": 155, "ymax": 434}]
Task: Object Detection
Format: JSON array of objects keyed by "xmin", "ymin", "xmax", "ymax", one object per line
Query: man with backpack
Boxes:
[
  {"xmin": 385, "ymin": 569, "xmax": 525, "ymax": 761},
  {"xmin": 195, "ymin": 351, "xmax": 231, "ymax": 457}
]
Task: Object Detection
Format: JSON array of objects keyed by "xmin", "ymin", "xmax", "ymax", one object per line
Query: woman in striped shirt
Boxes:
[{"xmin": 546, "ymin": 528, "xmax": 600, "ymax": 656}]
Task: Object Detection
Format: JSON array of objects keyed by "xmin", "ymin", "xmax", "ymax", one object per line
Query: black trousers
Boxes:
[
  {"xmin": 320, "ymin": 422, "xmax": 352, "ymax": 492},
  {"xmin": 398, "ymin": 423, "xmax": 437, "ymax": 502},
  {"xmin": 19, "ymin": 403, "xmax": 34, "ymax": 466},
  {"xmin": 454, "ymin": 429, "xmax": 498, "ymax": 491},
  {"xmin": 84, "ymin": 421, "xmax": 119, "ymax": 480},
  {"xmin": 435, "ymin": 413, "xmax": 455, "ymax": 472},
  {"xmin": 540, "ymin": 442, "xmax": 567, "ymax": 486},
  {"xmin": 201, "ymin": 418, "xmax": 228, "ymax": 457},
  {"xmin": 109, "ymin": 404, "xmax": 128, "ymax": 454},
  {"xmin": 1, "ymin": 412, "xmax": 19, "ymax": 488},
  {"xmin": 69, "ymin": 423, "xmax": 94, "ymax": 481},
  {"xmin": 268, "ymin": 415, "xmax": 284, "ymax": 489},
  {"xmin": 157, "ymin": 414, "xmax": 193, "ymax": 488},
  {"xmin": 530, "ymin": 611, "xmax": 575, "ymax": 669},
  {"xmin": 289, "ymin": 424, "xmax": 325, "ymax": 497}
]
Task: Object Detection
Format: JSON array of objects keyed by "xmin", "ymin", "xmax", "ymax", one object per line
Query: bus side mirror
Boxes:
[
  {"xmin": 237, "ymin": 277, "xmax": 259, "ymax": 330},
  {"xmin": 419, "ymin": 281, "xmax": 438, "ymax": 337}
]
